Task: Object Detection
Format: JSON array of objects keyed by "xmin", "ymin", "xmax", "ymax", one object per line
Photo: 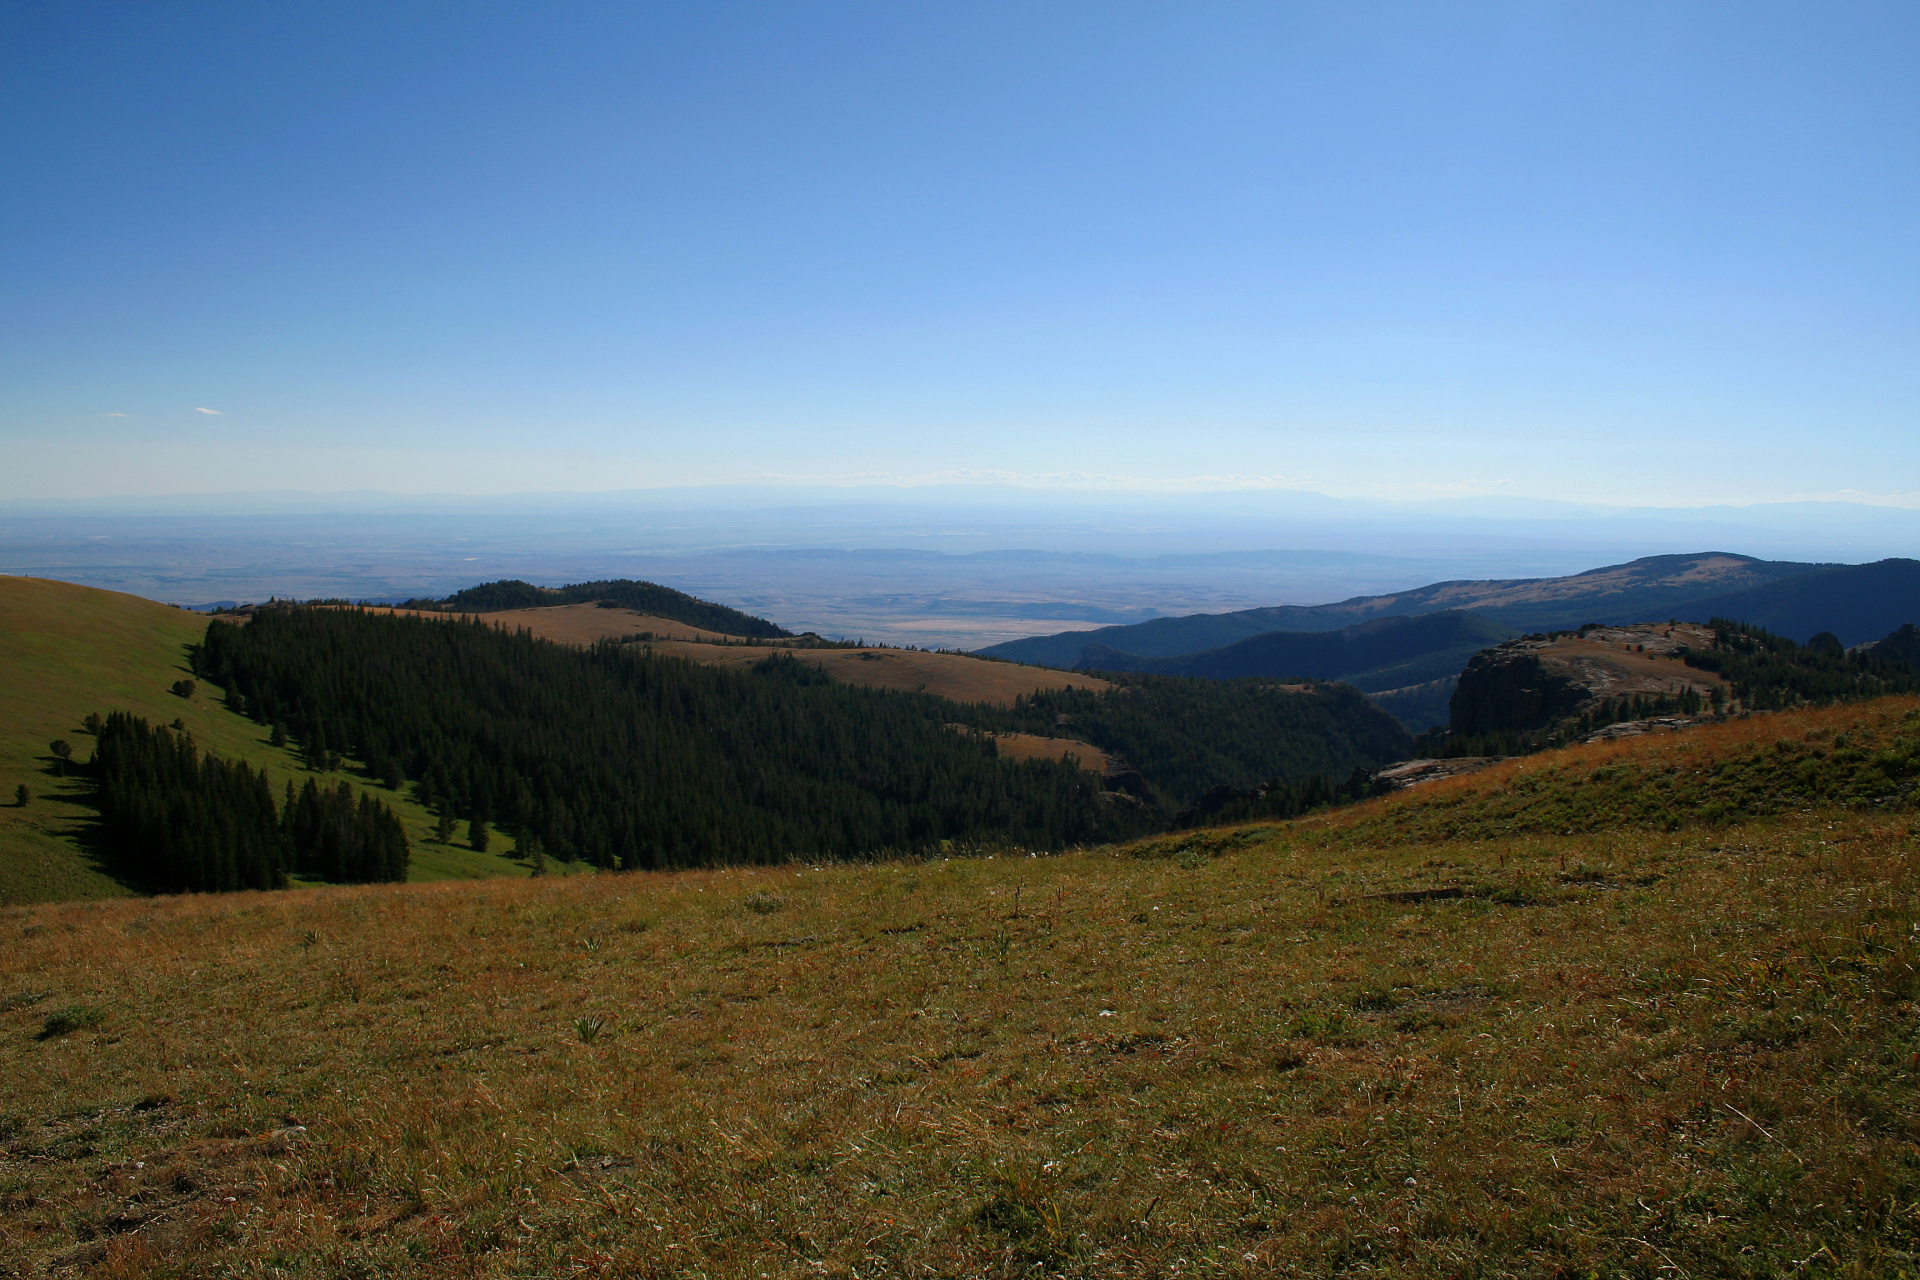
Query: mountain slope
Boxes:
[
  {"xmin": 1074, "ymin": 611, "xmax": 1513, "ymax": 691},
  {"xmin": 1639, "ymin": 557, "xmax": 1920, "ymax": 645},
  {"xmin": 976, "ymin": 552, "xmax": 1818, "ymax": 667}
]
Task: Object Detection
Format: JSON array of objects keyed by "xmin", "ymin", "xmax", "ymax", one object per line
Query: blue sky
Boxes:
[{"xmin": 4, "ymin": 2, "xmax": 1917, "ymax": 505}]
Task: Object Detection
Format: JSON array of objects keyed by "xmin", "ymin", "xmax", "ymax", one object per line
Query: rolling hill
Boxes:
[
  {"xmin": 1, "ymin": 694, "xmax": 1913, "ymax": 1277},
  {"xmin": 0, "ymin": 578, "xmax": 575, "ymax": 903},
  {"xmin": 975, "ymin": 552, "xmax": 1819, "ymax": 667},
  {"xmin": 2, "ymin": 579, "xmax": 1415, "ymax": 901}
]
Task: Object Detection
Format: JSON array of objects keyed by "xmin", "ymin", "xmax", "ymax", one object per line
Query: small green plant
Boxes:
[
  {"xmin": 573, "ymin": 1015, "xmax": 607, "ymax": 1044},
  {"xmin": 36, "ymin": 1005, "xmax": 105, "ymax": 1040},
  {"xmin": 743, "ymin": 890, "xmax": 786, "ymax": 914}
]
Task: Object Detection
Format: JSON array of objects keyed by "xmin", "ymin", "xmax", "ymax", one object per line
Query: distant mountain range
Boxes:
[
  {"xmin": 976, "ymin": 554, "xmax": 1920, "ymax": 732},
  {"xmin": 978, "ymin": 554, "xmax": 1920, "ymax": 666}
]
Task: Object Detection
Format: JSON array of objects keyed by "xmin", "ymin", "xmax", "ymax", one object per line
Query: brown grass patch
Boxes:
[
  {"xmin": 949, "ymin": 728, "xmax": 1109, "ymax": 774},
  {"xmin": 641, "ymin": 640, "xmax": 1110, "ymax": 707},
  {"xmin": 3, "ymin": 700, "xmax": 1917, "ymax": 1276}
]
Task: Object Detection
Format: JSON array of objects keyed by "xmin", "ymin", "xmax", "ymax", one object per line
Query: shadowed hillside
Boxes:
[{"xmin": 1074, "ymin": 611, "xmax": 1512, "ymax": 692}]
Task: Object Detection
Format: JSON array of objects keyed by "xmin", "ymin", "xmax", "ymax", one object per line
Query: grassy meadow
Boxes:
[
  {"xmin": 2, "ymin": 698, "xmax": 1916, "ymax": 1277},
  {"xmin": 0, "ymin": 577, "xmax": 561, "ymax": 904}
]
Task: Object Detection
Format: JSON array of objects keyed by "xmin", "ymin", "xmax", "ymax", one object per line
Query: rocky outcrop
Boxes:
[
  {"xmin": 1369, "ymin": 756, "xmax": 1506, "ymax": 792},
  {"xmin": 1448, "ymin": 647, "xmax": 1589, "ymax": 737},
  {"xmin": 1447, "ymin": 622, "xmax": 1726, "ymax": 738}
]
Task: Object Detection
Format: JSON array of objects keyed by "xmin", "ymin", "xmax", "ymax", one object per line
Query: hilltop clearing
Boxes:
[
  {"xmin": 351, "ymin": 595, "xmax": 1111, "ymax": 708},
  {"xmin": 399, "ymin": 578, "xmax": 792, "ymax": 639},
  {"xmin": 0, "ymin": 578, "xmax": 551, "ymax": 904},
  {"xmin": 1, "ymin": 697, "xmax": 1915, "ymax": 1277}
]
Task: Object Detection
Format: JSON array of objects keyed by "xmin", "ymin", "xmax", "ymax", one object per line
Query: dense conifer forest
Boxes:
[
  {"xmin": 399, "ymin": 578, "xmax": 791, "ymax": 639},
  {"xmin": 1684, "ymin": 618, "xmax": 1920, "ymax": 708},
  {"xmin": 90, "ymin": 712, "xmax": 408, "ymax": 892},
  {"xmin": 195, "ymin": 609, "xmax": 1147, "ymax": 867},
  {"xmin": 979, "ymin": 675, "xmax": 1412, "ymax": 810}
]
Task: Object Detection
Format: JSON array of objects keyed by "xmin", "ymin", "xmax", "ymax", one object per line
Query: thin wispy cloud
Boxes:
[
  {"xmin": 101, "ymin": 412, "xmax": 129, "ymax": 418},
  {"xmin": 194, "ymin": 406, "xmax": 223, "ymax": 415}
]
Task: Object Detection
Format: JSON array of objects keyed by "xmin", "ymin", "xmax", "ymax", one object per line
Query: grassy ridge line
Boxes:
[
  {"xmin": 0, "ymin": 699, "xmax": 1915, "ymax": 1276},
  {"xmin": 0, "ymin": 578, "xmax": 551, "ymax": 903},
  {"xmin": 1291, "ymin": 696, "xmax": 1920, "ymax": 849}
]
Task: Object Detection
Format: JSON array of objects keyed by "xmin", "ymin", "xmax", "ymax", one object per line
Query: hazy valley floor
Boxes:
[{"xmin": 2, "ymin": 700, "xmax": 1916, "ymax": 1277}]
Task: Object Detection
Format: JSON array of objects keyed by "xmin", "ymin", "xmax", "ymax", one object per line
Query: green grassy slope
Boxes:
[{"xmin": 0, "ymin": 577, "xmax": 558, "ymax": 903}]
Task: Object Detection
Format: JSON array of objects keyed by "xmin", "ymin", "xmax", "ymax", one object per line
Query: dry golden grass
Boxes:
[
  {"xmin": 353, "ymin": 604, "xmax": 741, "ymax": 646},
  {"xmin": 639, "ymin": 641, "xmax": 1111, "ymax": 708},
  {"xmin": 347, "ymin": 604, "xmax": 1108, "ymax": 707},
  {"xmin": 983, "ymin": 732, "xmax": 1109, "ymax": 775},
  {"xmin": 3, "ymin": 701, "xmax": 1917, "ymax": 1277}
]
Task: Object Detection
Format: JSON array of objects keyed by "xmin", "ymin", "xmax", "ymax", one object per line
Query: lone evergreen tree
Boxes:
[
  {"xmin": 13, "ymin": 784, "xmax": 27, "ymax": 807},
  {"xmin": 469, "ymin": 815, "xmax": 490, "ymax": 852},
  {"xmin": 435, "ymin": 808, "xmax": 456, "ymax": 844},
  {"xmin": 48, "ymin": 740, "xmax": 71, "ymax": 776}
]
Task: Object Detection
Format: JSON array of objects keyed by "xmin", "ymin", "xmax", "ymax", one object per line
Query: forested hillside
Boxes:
[
  {"xmin": 402, "ymin": 578, "xmax": 791, "ymax": 639},
  {"xmin": 975, "ymin": 674, "xmax": 1411, "ymax": 810},
  {"xmin": 197, "ymin": 608, "xmax": 1143, "ymax": 866}
]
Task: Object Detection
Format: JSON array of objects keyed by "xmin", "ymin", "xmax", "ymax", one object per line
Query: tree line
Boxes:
[{"xmin": 90, "ymin": 712, "xmax": 407, "ymax": 892}]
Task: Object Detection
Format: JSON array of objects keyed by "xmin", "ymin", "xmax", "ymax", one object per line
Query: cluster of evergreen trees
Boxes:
[
  {"xmin": 1683, "ymin": 618, "xmax": 1920, "ymax": 709},
  {"xmin": 91, "ymin": 712, "xmax": 407, "ymax": 892},
  {"xmin": 397, "ymin": 578, "xmax": 791, "ymax": 639},
  {"xmin": 195, "ymin": 608, "xmax": 1147, "ymax": 868}
]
